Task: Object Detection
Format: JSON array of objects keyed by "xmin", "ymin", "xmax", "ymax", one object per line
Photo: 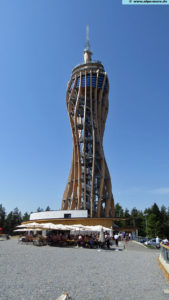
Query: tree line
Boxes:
[
  {"xmin": 114, "ymin": 202, "xmax": 169, "ymax": 238},
  {"xmin": 0, "ymin": 205, "xmax": 50, "ymax": 235},
  {"xmin": 0, "ymin": 202, "xmax": 168, "ymax": 238}
]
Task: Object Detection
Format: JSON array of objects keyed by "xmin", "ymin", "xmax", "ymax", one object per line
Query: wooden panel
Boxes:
[{"xmin": 23, "ymin": 218, "xmax": 114, "ymax": 228}]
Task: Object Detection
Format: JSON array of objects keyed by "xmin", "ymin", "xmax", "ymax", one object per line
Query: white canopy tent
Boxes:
[
  {"xmin": 13, "ymin": 228, "xmax": 42, "ymax": 232},
  {"xmin": 13, "ymin": 228, "xmax": 28, "ymax": 232},
  {"xmin": 15, "ymin": 223, "xmax": 112, "ymax": 233},
  {"xmin": 16, "ymin": 222, "xmax": 41, "ymax": 229}
]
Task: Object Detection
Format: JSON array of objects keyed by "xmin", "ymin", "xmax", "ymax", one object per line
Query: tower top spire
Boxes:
[
  {"xmin": 86, "ymin": 24, "xmax": 90, "ymax": 50},
  {"xmin": 84, "ymin": 25, "xmax": 92, "ymax": 63}
]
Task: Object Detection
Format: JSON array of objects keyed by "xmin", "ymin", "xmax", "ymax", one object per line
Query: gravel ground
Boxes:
[{"xmin": 0, "ymin": 239, "xmax": 168, "ymax": 300}]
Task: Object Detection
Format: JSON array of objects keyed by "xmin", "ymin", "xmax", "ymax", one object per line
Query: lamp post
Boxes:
[{"xmin": 144, "ymin": 213, "xmax": 148, "ymax": 239}]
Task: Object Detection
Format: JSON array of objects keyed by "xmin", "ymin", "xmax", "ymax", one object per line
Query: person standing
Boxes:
[
  {"xmin": 114, "ymin": 233, "xmax": 119, "ymax": 247},
  {"xmin": 156, "ymin": 236, "xmax": 160, "ymax": 244}
]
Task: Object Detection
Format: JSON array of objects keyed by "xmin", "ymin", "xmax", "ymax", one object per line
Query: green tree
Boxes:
[
  {"xmin": 5, "ymin": 207, "xmax": 22, "ymax": 234},
  {"xmin": 37, "ymin": 207, "xmax": 44, "ymax": 212},
  {"xmin": 115, "ymin": 203, "xmax": 124, "ymax": 217},
  {"xmin": 147, "ymin": 213, "xmax": 161, "ymax": 237},
  {"xmin": 136, "ymin": 211, "xmax": 145, "ymax": 236},
  {"xmin": 0, "ymin": 204, "xmax": 6, "ymax": 229},
  {"xmin": 22, "ymin": 212, "xmax": 30, "ymax": 222},
  {"xmin": 131, "ymin": 207, "xmax": 138, "ymax": 228},
  {"xmin": 151, "ymin": 203, "xmax": 161, "ymax": 219},
  {"xmin": 160, "ymin": 205, "xmax": 169, "ymax": 239},
  {"xmin": 144, "ymin": 203, "xmax": 163, "ymax": 238},
  {"xmin": 45, "ymin": 206, "xmax": 51, "ymax": 211},
  {"xmin": 123, "ymin": 208, "xmax": 131, "ymax": 227},
  {"xmin": 128, "ymin": 208, "xmax": 145, "ymax": 236},
  {"xmin": 114, "ymin": 203, "xmax": 124, "ymax": 227}
]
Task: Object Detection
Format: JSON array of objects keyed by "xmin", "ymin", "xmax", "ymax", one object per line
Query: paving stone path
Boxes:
[{"xmin": 0, "ymin": 238, "xmax": 169, "ymax": 300}]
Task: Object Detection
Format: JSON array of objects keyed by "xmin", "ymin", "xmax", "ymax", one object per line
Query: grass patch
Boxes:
[{"xmin": 145, "ymin": 245, "xmax": 156, "ymax": 249}]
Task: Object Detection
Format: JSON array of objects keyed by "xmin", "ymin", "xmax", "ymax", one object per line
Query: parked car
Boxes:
[
  {"xmin": 140, "ymin": 238, "xmax": 149, "ymax": 243},
  {"xmin": 144, "ymin": 238, "xmax": 162, "ymax": 248}
]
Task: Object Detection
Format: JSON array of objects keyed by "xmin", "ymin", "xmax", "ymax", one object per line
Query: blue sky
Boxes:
[{"xmin": 0, "ymin": 0, "xmax": 169, "ymax": 214}]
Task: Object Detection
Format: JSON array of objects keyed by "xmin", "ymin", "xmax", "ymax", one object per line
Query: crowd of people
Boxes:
[{"xmin": 19, "ymin": 230, "xmax": 133, "ymax": 249}]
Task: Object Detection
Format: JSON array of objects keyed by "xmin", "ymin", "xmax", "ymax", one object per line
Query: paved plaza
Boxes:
[{"xmin": 0, "ymin": 239, "xmax": 169, "ymax": 300}]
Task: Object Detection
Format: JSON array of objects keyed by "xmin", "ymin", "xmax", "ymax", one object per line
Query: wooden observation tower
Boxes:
[{"xmin": 62, "ymin": 27, "xmax": 114, "ymax": 219}]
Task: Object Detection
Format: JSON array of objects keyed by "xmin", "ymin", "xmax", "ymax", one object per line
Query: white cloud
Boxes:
[
  {"xmin": 152, "ymin": 188, "xmax": 169, "ymax": 195},
  {"xmin": 114, "ymin": 187, "xmax": 169, "ymax": 195}
]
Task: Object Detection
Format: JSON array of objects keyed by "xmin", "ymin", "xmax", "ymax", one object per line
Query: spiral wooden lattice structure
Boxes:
[{"xmin": 62, "ymin": 40, "xmax": 114, "ymax": 218}]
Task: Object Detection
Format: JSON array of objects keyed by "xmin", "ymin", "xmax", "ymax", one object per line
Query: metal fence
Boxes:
[
  {"xmin": 160, "ymin": 243, "xmax": 169, "ymax": 263},
  {"xmin": 133, "ymin": 236, "xmax": 149, "ymax": 243}
]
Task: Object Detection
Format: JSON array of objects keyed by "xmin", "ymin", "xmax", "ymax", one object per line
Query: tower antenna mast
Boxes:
[
  {"xmin": 84, "ymin": 25, "xmax": 92, "ymax": 63},
  {"xmin": 86, "ymin": 24, "xmax": 90, "ymax": 50}
]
